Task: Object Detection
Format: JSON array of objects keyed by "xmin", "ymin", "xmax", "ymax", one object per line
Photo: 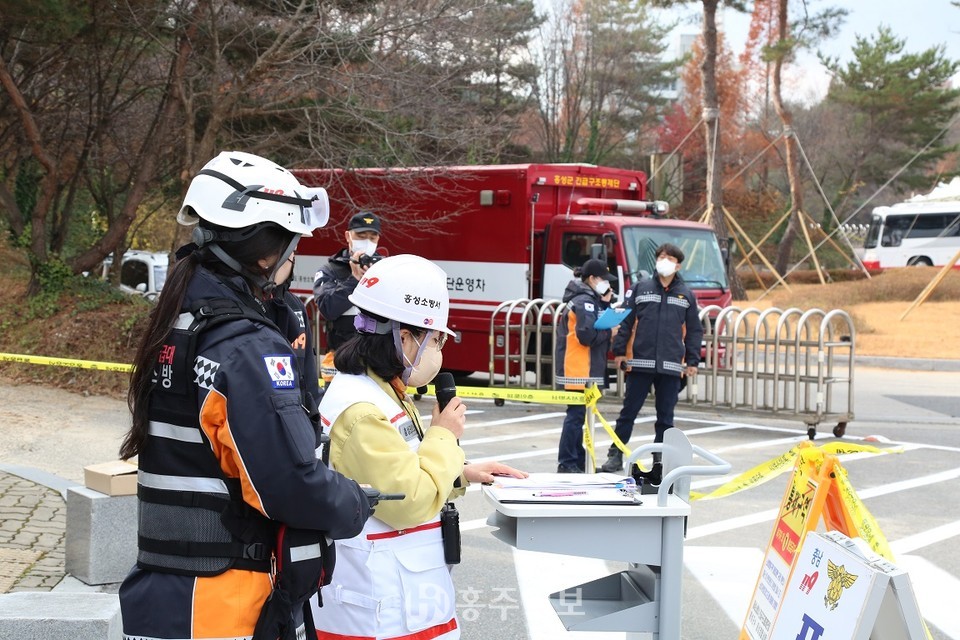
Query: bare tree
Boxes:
[
  {"xmin": 528, "ymin": 0, "xmax": 675, "ymax": 166},
  {"xmin": 0, "ymin": 1, "xmax": 183, "ymax": 290},
  {"xmin": 651, "ymin": 0, "xmax": 747, "ymax": 299},
  {"xmin": 1, "ymin": 0, "xmax": 542, "ymax": 292},
  {"xmin": 764, "ymin": 0, "xmax": 845, "ymax": 275}
]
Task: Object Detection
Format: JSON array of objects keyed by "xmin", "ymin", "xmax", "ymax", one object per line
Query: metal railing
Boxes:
[{"xmin": 488, "ymin": 299, "xmax": 855, "ymax": 435}]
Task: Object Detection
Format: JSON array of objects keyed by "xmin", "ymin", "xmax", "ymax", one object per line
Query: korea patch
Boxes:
[
  {"xmin": 584, "ymin": 302, "xmax": 595, "ymax": 312},
  {"xmin": 194, "ymin": 356, "xmax": 220, "ymax": 390},
  {"xmin": 625, "ymin": 290, "xmax": 633, "ymax": 298},
  {"xmin": 263, "ymin": 355, "xmax": 296, "ymax": 389}
]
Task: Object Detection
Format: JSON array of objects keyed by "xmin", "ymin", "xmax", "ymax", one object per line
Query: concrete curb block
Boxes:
[{"xmin": 0, "ymin": 592, "xmax": 122, "ymax": 639}]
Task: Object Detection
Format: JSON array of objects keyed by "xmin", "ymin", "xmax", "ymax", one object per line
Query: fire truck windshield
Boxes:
[{"xmin": 622, "ymin": 226, "xmax": 728, "ymax": 291}]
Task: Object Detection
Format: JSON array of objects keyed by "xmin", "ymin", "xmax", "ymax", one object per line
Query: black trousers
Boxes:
[{"xmin": 612, "ymin": 371, "xmax": 682, "ymax": 445}]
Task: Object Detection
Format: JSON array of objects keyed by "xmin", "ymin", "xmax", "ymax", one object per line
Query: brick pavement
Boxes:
[{"xmin": 0, "ymin": 471, "xmax": 67, "ymax": 593}]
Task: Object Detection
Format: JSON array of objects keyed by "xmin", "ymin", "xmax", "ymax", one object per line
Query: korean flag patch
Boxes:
[
  {"xmin": 264, "ymin": 355, "xmax": 296, "ymax": 389},
  {"xmin": 584, "ymin": 302, "xmax": 595, "ymax": 312}
]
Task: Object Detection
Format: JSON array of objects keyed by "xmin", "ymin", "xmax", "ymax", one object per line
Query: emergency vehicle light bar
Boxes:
[{"xmin": 573, "ymin": 198, "xmax": 669, "ymax": 216}]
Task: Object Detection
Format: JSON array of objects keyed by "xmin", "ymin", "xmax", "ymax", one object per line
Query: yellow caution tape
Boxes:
[
  {"xmin": 412, "ymin": 384, "xmax": 586, "ymax": 405},
  {"xmin": 690, "ymin": 441, "xmax": 901, "ymax": 501},
  {"xmin": 830, "ymin": 464, "xmax": 895, "ymax": 561},
  {"xmin": 582, "ymin": 411, "xmax": 596, "ymax": 470},
  {"xmin": 0, "ymin": 352, "xmax": 589, "ymax": 404},
  {"xmin": 0, "ymin": 352, "xmax": 132, "ymax": 372}
]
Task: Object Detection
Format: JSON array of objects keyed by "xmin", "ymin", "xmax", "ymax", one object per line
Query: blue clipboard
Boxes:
[{"xmin": 594, "ymin": 307, "xmax": 630, "ymax": 330}]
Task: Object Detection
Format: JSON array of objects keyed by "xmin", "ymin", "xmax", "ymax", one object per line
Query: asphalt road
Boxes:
[
  {"xmin": 435, "ymin": 365, "xmax": 960, "ymax": 639},
  {"xmin": 0, "ymin": 364, "xmax": 957, "ymax": 638}
]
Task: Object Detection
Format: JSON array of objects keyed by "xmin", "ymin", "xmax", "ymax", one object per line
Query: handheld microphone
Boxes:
[{"xmin": 435, "ymin": 372, "xmax": 457, "ymax": 412}]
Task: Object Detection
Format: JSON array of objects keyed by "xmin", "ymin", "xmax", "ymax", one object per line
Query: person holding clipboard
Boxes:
[{"xmin": 555, "ymin": 258, "xmax": 618, "ymax": 473}]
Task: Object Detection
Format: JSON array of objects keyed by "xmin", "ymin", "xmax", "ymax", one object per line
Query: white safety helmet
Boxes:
[
  {"xmin": 348, "ymin": 254, "xmax": 454, "ymax": 336},
  {"xmin": 177, "ymin": 151, "xmax": 329, "ymax": 235}
]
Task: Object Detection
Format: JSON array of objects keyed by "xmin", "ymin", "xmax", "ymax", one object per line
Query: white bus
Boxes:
[{"xmin": 861, "ymin": 200, "xmax": 960, "ymax": 269}]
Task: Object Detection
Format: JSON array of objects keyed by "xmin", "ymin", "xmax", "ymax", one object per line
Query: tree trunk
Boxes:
[
  {"xmin": 0, "ymin": 54, "xmax": 58, "ymax": 294},
  {"xmin": 701, "ymin": 0, "xmax": 747, "ymax": 300},
  {"xmin": 771, "ymin": 0, "xmax": 804, "ymax": 276}
]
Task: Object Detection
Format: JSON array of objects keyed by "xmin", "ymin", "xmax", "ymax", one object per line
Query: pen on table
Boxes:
[{"xmin": 535, "ymin": 491, "xmax": 588, "ymax": 497}]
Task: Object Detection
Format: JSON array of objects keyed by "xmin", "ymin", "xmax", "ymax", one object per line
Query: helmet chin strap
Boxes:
[
  {"xmin": 393, "ymin": 322, "xmax": 429, "ymax": 386},
  {"xmin": 207, "ymin": 234, "xmax": 300, "ymax": 297}
]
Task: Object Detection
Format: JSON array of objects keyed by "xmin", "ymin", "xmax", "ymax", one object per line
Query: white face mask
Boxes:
[
  {"xmin": 593, "ymin": 279, "xmax": 611, "ymax": 295},
  {"xmin": 404, "ymin": 333, "xmax": 443, "ymax": 387},
  {"xmin": 656, "ymin": 258, "xmax": 678, "ymax": 278},
  {"xmin": 351, "ymin": 238, "xmax": 378, "ymax": 256}
]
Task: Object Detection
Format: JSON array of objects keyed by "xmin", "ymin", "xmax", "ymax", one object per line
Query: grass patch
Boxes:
[{"xmin": 0, "ymin": 243, "xmax": 149, "ymax": 397}]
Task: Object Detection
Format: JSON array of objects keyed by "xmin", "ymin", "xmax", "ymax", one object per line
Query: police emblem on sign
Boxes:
[{"xmin": 263, "ymin": 355, "xmax": 296, "ymax": 388}]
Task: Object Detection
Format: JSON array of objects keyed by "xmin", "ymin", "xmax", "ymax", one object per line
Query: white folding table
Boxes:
[{"xmin": 482, "ymin": 428, "xmax": 731, "ymax": 639}]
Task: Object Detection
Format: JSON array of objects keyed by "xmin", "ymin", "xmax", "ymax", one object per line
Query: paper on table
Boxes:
[
  {"xmin": 491, "ymin": 472, "xmax": 626, "ymax": 489},
  {"xmin": 486, "ymin": 472, "xmax": 642, "ymax": 505},
  {"xmin": 594, "ymin": 307, "xmax": 630, "ymax": 330}
]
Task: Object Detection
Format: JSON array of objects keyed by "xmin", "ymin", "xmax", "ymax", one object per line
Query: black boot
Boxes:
[
  {"xmin": 599, "ymin": 447, "xmax": 624, "ymax": 473},
  {"xmin": 634, "ymin": 452, "xmax": 662, "ymax": 494}
]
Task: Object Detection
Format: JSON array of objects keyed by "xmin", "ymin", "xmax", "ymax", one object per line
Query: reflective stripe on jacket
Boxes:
[
  {"xmin": 119, "ymin": 267, "xmax": 369, "ymax": 640},
  {"xmin": 612, "ymin": 274, "xmax": 703, "ymax": 377},
  {"xmin": 554, "ymin": 279, "xmax": 611, "ymax": 390}
]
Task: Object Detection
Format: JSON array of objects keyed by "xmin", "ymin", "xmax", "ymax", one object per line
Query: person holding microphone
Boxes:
[{"xmin": 310, "ymin": 253, "xmax": 526, "ymax": 640}]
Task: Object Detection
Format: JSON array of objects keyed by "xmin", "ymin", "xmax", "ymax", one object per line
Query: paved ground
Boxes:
[
  {"xmin": 0, "ymin": 470, "xmax": 67, "ymax": 593},
  {"xmin": 1, "ymin": 359, "xmax": 958, "ymax": 640}
]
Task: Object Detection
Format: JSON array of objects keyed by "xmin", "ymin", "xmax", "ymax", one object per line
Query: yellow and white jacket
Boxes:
[{"xmin": 311, "ymin": 371, "xmax": 466, "ymax": 640}]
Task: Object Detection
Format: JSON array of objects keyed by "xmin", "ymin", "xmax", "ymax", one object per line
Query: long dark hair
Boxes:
[
  {"xmin": 334, "ymin": 318, "xmax": 426, "ymax": 382},
  {"xmin": 120, "ymin": 222, "xmax": 294, "ymax": 460}
]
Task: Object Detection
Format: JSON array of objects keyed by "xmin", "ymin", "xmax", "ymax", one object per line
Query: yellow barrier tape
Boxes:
[
  {"xmin": 0, "ymin": 352, "xmax": 590, "ymax": 404},
  {"xmin": 581, "ymin": 385, "xmax": 656, "ymax": 473},
  {"xmin": 0, "ymin": 352, "xmax": 132, "ymax": 372},
  {"xmin": 582, "ymin": 412, "xmax": 596, "ymax": 470},
  {"xmin": 690, "ymin": 441, "xmax": 902, "ymax": 501},
  {"xmin": 831, "ymin": 464, "xmax": 895, "ymax": 561},
  {"xmin": 411, "ymin": 384, "xmax": 586, "ymax": 405}
]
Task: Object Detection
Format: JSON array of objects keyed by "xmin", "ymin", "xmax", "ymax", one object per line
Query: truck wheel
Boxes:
[
  {"xmin": 907, "ymin": 257, "xmax": 932, "ymax": 266},
  {"xmin": 806, "ymin": 426, "xmax": 817, "ymax": 440},
  {"xmin": 494, "ymin": 398, "xmax": 505, "ymax": 407},
  {"xmin": 833, "ymin": 422, "xmax": 847, "ymax": 438}
]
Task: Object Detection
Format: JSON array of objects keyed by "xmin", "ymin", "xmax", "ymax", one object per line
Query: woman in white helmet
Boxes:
[
  {"xmin": 118, "ymin": 151, "xmax": 373, "ymax": 640},
  {"xmin": 310, "ymin": 254, "xmax": 526, "ymax": 640}
]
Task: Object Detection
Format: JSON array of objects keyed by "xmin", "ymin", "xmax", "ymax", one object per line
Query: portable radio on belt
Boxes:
[{"xmin": 440, "ymin": 502, "xmax": 461, "ymax": 565}]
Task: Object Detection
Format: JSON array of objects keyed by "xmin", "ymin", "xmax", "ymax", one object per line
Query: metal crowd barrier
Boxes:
[{"xmin": 488, "ymin": 299, "xmax": 856, "ymax": 437}]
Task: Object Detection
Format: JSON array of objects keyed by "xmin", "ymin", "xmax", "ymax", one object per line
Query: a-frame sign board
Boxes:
[
  {"xmin": 771, "ymin": 531, "xmax": 927, "ymax": 640},
  {"xmin": 739, "ymin": 445, "xmax": 928, "ymax": 640}
]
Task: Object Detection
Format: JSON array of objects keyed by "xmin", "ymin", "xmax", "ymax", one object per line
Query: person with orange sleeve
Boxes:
[
  {"xmin": 554, "ymin": 258, "xmax": 617, "ymax": 473},
  {"xmin": 117, "ymin": 152, "xmax": 373, "ymax": 640}
]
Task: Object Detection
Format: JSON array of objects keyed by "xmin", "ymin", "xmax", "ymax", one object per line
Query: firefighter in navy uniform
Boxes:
[
  {"xmin": 118, "ymin": 151, "xmax": 373, "ymax": 640},
  {"xmin": 602, "ymin": 242, "xmax": 703, "ymax": 479},
  {"xmin": 554, "ymin": 258, "xmax": 617, "ymax": 473},
  {"xmin": 312, "ymin": 211, "xmax": 384, "ymax": 382}
]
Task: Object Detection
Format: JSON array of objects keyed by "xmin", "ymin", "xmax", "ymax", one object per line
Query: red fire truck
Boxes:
[{"xmin": 291, "ymin": 163, "xmax": 732, "ymax": 375}]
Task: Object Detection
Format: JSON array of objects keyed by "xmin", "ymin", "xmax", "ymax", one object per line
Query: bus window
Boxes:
[
  {"xmin": 881, "ymin": 215, "xmax": 912, "ymax": 247},
  {"xmin": 864, "ymin": 215, "xmax": 882, "ymax": 249}
]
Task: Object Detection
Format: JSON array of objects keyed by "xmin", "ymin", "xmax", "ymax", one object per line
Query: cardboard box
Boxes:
[{"xmin": 83, "ymin": 461, "xmax": 138, "ymax": 496}]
